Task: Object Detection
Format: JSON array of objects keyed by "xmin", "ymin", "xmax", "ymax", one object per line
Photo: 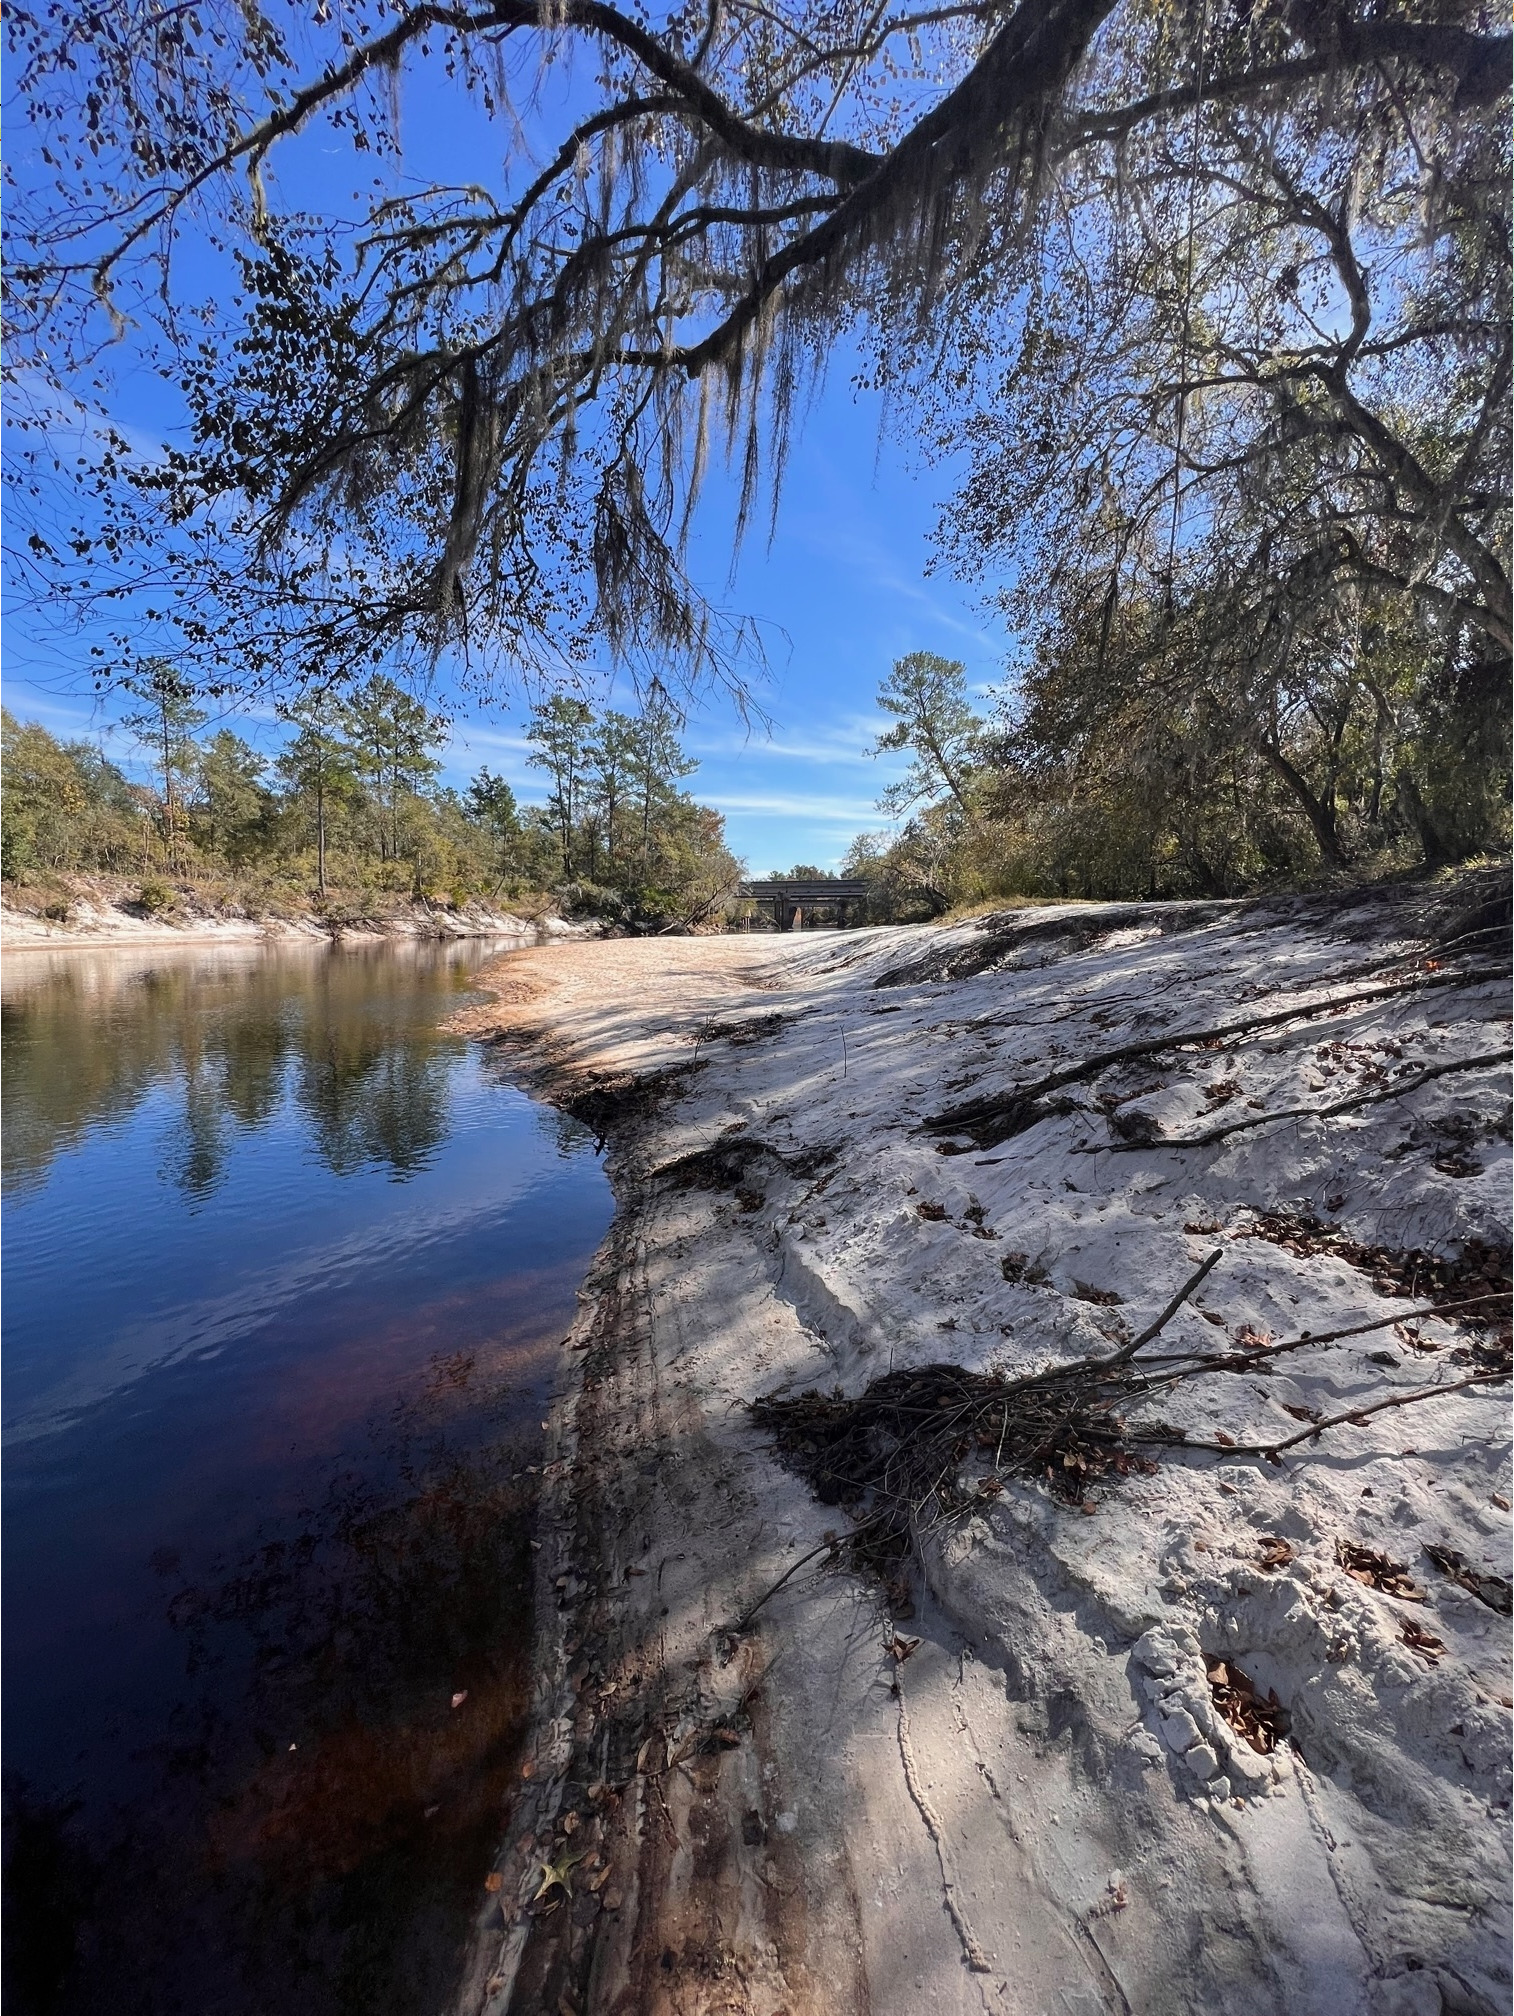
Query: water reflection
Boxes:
[
  {"xmin": 2, "ymin": 945, "xmax": 479, "ymax": 1196},
  {"xmin": 8, "ymin": 1349, "xmax": 542, "ymax": 2016},
  {"xmin": 1, "ymin": 942, "xmax": 613, "ymax": 2016}
]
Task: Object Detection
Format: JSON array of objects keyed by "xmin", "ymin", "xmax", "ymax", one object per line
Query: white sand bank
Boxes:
[
  {"xmin": 449, "ymin": 879, "xmax": 1511, "ymax": 2016},
  {"xmin": 0, "ymin": 888, "xmax": 576, "ymax": 948}
]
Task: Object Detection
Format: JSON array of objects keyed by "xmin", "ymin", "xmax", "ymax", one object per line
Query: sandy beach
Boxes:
[{"xmin": 447, "ymin": 878, "xmax": 1511, "ymax": 2016}]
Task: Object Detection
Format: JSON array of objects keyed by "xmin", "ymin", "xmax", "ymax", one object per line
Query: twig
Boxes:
[
  {"xmin": 923, "ymin": 968, "xmax": 1508, "ymax": 1143},
  {"xmin": 730, "ymin": 1528, "xmax": 865, "ymax": 1633},
  {"xmin": 1099, "ymin": 1048, "xmax": 1511, "ymax": 1152},
  {"xmin": 1138, "ymin": 1291, "xmax": 1509, "ymax": 1371},
  {"xmin": 1107, "ymin": 1247, "xmax": 1225, "ymax": 1365},
  {"xmin": 690, "ymin": 1013, "xmax": 714, "ymax": 1068},
  {"xmin": 1151, "ymin": 1370, "xmax": 1505, "ymax": 1461}
]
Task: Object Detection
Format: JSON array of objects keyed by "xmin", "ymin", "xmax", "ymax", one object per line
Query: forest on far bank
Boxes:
[{"xmin": 0, "ymin": 679, "xmax": 743, "ymax": 933}]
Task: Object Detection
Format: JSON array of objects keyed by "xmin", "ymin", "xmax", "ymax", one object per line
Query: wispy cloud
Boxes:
[
  {"xmin": 703, "ymin": 788, "xmax": 885, "ymax": 823},
  {"xmin": 684, "ymin": 710, "xmax": 891, "ymax": 767}
]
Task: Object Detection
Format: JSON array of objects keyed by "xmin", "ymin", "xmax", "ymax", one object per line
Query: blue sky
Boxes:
[{"xmin": 3, "ymin": 38, "xmax": 1010, "ymax": 875}]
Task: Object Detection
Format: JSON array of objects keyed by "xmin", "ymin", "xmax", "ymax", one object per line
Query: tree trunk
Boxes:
[
  {"xmin": 1256, "ymin": 739, "xmax": 1347, "ymax": 868},
  {"xmin": 159, "ymin": 702, "xmax": 177, "ymax": 871},
  {"xmin": 1393, "ymin": 772, "xmax": 1451, "ymax": 867},
  {"xmin": 316, "ymin": 768, "xmax": 328, "ymax": 896}
]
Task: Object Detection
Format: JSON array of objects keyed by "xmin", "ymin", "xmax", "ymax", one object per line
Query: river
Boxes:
[{"xmin": 1, "ymin": 940, "xmax": 613, "ymax": 2016}]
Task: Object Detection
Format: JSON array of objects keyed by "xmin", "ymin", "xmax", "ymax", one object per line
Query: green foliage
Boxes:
[
  {"xmin": 343, "ymin": 676, "xmax": 448, "ymax": 867},
  {"xmin": 135, "ymin": 877, "xmax": 175, "ymax": 914},
  {"xmin": 525, "ymin": 696, "xmax": 596, "ymax": 877},
  {"xmin": 2, "ymin": 684, "xmax": 741, "ymax": 929},
  {"xmin": 1, "ymin": 709, "xmax": 143, "ymax": 876},
  {"xmin": 523, "ymin": 695, "xmax": 740, "ymax": 925},
  {"xmin": 872, "ymin": 655, "xmax": 984, "ymax": 820},
  {"xmin": 120, "ymin": 661, "xmax": 208, "ymax": 865},
  {"xmin": 193, "ymin": 732, "xmax": 274, "ymax": 864},
  {"xmin": 851, "ymin": 616, "xmax": 1511, "ymax": 913}
]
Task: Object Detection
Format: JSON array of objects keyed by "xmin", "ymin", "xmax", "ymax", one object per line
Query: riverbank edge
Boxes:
[
  {"xmin": 441, "ymin": 1051, "xmax": 691, "ymax": 2014},
  {"xmin": 441, "ymin": 937, "xmax": 855, "ymax": 2016},
  {"xmin": 0, "ymin": 893, "xmax": 592, "ymax": 949}
]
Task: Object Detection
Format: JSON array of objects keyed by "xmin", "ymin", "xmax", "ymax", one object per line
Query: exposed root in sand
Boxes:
[{"xmin": 448, "ymin": 875, "xmax": 1512, "ymax": 2016}]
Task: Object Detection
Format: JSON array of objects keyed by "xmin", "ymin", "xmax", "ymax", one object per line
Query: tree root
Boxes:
[
  {"xmin": 923, "ymin": 966, "xmax": 1508, "ymax": 1149},
  {"xmin": 749, "ymin": 1253, "xmax": 1509, "ymax": 1588},
  {"xmin": 1093, "ymin": 1046, "xmax": 1512, "ymax": 1153},
  {"xmin": 1151, "ymin": 1369, "xmax": 1504, "ymax": 1462}
]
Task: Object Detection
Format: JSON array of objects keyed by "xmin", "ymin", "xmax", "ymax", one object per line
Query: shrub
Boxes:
[{"xmin": 135, "ymin": 878, "xmax": 176, "ymax": 915}]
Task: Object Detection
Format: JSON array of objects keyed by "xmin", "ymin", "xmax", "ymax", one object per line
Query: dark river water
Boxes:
[{"xmin": 1, "ymin": 940, "xmax": 613, "ymax": 2016}]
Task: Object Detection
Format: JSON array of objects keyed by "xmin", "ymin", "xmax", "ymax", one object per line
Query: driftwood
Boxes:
[
  {"xmin": 923, "ymin": 966, "xmax": 1508, "ymax": 1148},
  {"xmin": 729, "ymin": 1531, "xmax": 855, "ymax": 1634},
  {"xmin": 1139, "ymin": 1292, "xmax": 1509, "ymax": 1375}
]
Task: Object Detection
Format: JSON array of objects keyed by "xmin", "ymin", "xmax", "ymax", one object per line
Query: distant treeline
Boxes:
[
  {"xmin": 1, "ymin": 673, "xmax": 742, "ymax": 930},
  {"xmin": 847, "ymin": 646, "xmax": 1511, "ymax": 917}
]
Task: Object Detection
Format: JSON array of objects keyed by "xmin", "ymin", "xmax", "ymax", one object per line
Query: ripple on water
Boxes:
[{"xmin": 1, "ymin": 941, "xmax": 611, "ymax": 2016}]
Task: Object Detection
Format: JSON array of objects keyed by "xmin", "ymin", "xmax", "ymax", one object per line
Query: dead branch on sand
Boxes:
[{"xmin": 746, "ymin": 1253, "xmax": 1510, "ymax": 1614}]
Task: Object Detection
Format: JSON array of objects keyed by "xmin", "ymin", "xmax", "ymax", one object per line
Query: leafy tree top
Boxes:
[{"xmin": 6, "ymin": 0, "xmax": 1505, "ymax": 706}]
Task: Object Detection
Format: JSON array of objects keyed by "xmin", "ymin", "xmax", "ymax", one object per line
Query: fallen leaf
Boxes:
[
  {"xmin": 888, "ymin": 1633, "xmax": 922, "ymax": 1663},
  {"xmin": 1424, "ymin": 1543, "xmax": 1513, "ymax": 1615},
  {"xmin": 1401, "ymin": 1619, "xmax": 1445, "ymax": 1665},
  {"xmin": 1206, "ymin": 1655, "xmax": 1289, "ymax": 1754},
  {"xmin": 1072, "ymin": 1280, "xmax": 1124, "ymax": 1306},
  {"xmin": 532, "ymin": 1846, "xmax": 588, "ymax": 1903},
  {"xmin": 484, "ymin": 1872, "xmax": 504, "ymax": 1894},
  {"xmin": 1257, "ymin": 1537, "xmax": 1294, "ymax": 1573},
  {"xmin": 1336, "ymin": 1540, "xmax": 1425, "ymax": 1601}
]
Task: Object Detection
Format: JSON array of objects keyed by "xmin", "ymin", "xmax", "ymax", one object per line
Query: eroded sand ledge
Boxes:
[{"xmin": 448, "ymin": 883, "xmax": 1511, "ymax": 2016}]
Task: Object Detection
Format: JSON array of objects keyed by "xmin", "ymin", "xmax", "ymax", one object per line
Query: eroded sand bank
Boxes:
[{"xmin": 448, "ymin": 882, "xmax": 1511, "ymax": 2016}]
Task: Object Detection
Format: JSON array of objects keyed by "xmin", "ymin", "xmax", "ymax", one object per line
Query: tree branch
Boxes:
[{"xmin": 1103, "ymin": 1046, "xmax": 1512, "ymax": 1153}]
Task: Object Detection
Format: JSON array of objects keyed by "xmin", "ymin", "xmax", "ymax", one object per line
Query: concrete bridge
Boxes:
[{"xmin": 738, "ymin": 878, "xmax": 871, "ymax": 930}]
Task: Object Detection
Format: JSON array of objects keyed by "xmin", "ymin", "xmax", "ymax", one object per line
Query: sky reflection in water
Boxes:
[{"xmin": 2, "ymin": 941, "xmax": 612, "ymax": 2016}]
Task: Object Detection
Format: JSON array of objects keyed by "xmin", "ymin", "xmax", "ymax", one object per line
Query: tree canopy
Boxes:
[{"xmin": 6, "ymin": 0, "xmax": 1507, "ymax": 712}]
